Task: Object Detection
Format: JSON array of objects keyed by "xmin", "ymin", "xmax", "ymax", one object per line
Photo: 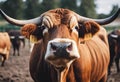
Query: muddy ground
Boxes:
[
  {"xmin": 0, "ymin": 40, "xmax": 33, "ymax": 82},
  {"xmin": 0, "ymin": 40, "xmax": 120, "ymax": 82}
]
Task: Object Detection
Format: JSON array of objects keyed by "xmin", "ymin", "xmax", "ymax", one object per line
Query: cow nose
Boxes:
[
  {"xmin": 50, "ymin": 42, "xmax": 72, "ymax": 58},
  {"xmin": 50, "ymin": 42, "xmax": 72, "ymax": 52}
]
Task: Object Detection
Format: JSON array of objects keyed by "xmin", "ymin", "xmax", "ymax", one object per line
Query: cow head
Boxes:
[
  {"xmin": 0, "ymin": 8, "xmax": 120, "ymax": 82},
  {"xmin": 20, "ymin": 9, "xmax": 101, "ymax": 69}
]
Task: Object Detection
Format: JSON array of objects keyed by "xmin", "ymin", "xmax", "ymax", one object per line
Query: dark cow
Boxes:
[
  {"xmin": 108, "ymin": 29, "xmax": 120, "ymax": 75},
  {"xmin": 8, "ymin": 30, "xmax": 25, "ymax": 56},
  {"xmin": 0, "ymin": 32, "xmax": 11, "ymax": 66},
  {"xmin": 0, "ymin": 8, "xmax": 120, "ymax": 82}
]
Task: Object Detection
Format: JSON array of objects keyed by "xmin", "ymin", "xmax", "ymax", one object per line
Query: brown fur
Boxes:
[
  {"xmin": 21, "ymin": 8, "xmax": 110, "ymax": 82},
  {"xmin": 0, "ymin": 32, "xmax": 11, "ymax": 66},
  {"xmin": 21, "ymin": 24, "xmax": 37, "ymax": 39}
]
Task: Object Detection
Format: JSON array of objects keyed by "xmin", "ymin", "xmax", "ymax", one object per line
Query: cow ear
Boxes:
[
  {"xmin": 21, "ymin": 24, "xmax": 43, "ymax": 43},
  {"xmin": 78, "ymin": 21, "xmax": 100, "ymax": 41}
]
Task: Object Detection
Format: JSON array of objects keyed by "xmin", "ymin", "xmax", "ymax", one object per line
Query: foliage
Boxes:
[
  {"xmin": 60, "ymin": 0, "xmax": 77, "ymax": 11},
  {"xmin": 38, "ymin": 0, "xmax": 60, "ymax": 14},
  {"xmin": 24, "ymin": 0, "xmax": 40, "ymax": 19},
  {"xmin": 0, "ymin": 0, "xmax": 119, "ymax": 21},
  {"xmin": 0, "ymin": 0, "xmax": 98, "ymax": 19},
  {"xmin": 1, "ymin": 0, "xmax": 24, "ymax": 19},
  {"xmin": 77, "ymin": 0, "xmax": 97, "ymax": 18}
]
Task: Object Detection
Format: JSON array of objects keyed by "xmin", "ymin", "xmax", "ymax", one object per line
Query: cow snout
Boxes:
[
  {"xmin": 45, "ymin": 38, "xmax": 80, "ymax": 67},
  {"xmin": 50, "ymin": 42, "xmax": 73, "ymax": 55}
]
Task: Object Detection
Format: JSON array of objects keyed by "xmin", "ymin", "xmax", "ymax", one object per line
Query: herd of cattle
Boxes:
[{"xmin": 0, "ymin": 8, "xmax": 120, "ymax": 82}]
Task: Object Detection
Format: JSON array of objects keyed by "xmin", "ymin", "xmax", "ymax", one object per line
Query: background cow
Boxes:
[
  {"xmin": 0, "ymin": 32, "xmax": 11, "ymax": 66},
  {"xmin": 0, "ymin": 8, "xmax": 120, "ymax": 82},
  {"xmin": 8, "ymin": 30, "xmax": 25, "ymax": 56},
  {"xmin": 108, "ymin": 29, "xmax": 120, "ymax": 75}
]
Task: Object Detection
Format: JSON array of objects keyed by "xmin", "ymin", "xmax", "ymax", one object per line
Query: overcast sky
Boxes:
[
  {"xmin": 0, "ymin": 0, "xmax": 120, "ymax": 14},
  {"xmin": 95, "ymin": 0, "xmax": 120, "ymax": 14}
]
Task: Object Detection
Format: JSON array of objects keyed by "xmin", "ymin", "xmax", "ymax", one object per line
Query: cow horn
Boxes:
[
  {"xmin": 78, "ymin": 8, "xmax": 120, "ymax": 25},
  {"xmin": 0, "ymin": 9, "xmax": 42, "ymax": 26}
]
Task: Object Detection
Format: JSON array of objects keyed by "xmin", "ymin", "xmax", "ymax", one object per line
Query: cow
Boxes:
[
  {"xmin": 0, "ymin": 8, "xmax": 120, "ymax": 82},
  {"xmin": 0, "ymin": 32, "xmax": 11, "ymax": 66},
  {"xmin": 108, "ymin": 29, "xmax": 120, "ymax": 75},
  {"xmin": 8, "ymin": 30, "xmax": 25, "ymax": 56}
]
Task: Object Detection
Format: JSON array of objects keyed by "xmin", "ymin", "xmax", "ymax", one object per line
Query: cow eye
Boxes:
[
  {"xmin": 40, "ymin": 25, "xmax": 48, "ymax": 35},
  {"xmin": 75, "ymin": 26, "xmax": 79, "ymax": 31},
  {"xmin": 72, "ymin": 26, "xmax": 79, "ymax": 34},
  {"xmin": 38, "ymin": 25, "xmax": 46, "ymax": 30},
  {"xmin": 72, "ymin": 26, "xmax": 79, "ymax": 31}
]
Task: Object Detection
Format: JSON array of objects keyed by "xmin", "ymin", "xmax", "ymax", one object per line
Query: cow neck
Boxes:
[
  {"xmin": 56, "ymin": 67, "xmax": 69, "ymax": 82},
  {"xmin": 54, "ymin": 60, "xmax": 74, "ymax": 82}
]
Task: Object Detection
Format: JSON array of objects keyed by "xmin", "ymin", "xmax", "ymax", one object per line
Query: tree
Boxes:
[
  {"xmin": 60, "ymin": 0, "xmax": 77, "ymax": 11},
  {"xmin": 39, "ymin": 0, "xmax": 60, "ymax": 14},
  {"xmin": 77, "ymin": 0, "xmax": 97, "ymax": 18},
  {"xmin": 24, "ymin": 0, "xmax": 40, "ymax": 19},
  {"xmin": 1, "ymin": 0, "xmax": 24, "ymax": 19}
]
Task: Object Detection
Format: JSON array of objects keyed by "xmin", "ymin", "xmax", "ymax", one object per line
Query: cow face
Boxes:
[{"xmin": 21, "ymin": 9, "xmax": 100, "ymax": 70}]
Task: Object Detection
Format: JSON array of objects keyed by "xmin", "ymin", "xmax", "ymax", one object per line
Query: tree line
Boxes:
[{"xmin": 0, "ymin": 0, "xmax": 119, "ymax": 20}]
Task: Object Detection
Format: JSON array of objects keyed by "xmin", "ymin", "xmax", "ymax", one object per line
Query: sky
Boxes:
[
  {"xmin": 95, "ymin": 0, "xmax": 120, "ymax": 14},
  {"xmin": 0, "ymin": 0, "xmax": 120, "ymax": 15}
]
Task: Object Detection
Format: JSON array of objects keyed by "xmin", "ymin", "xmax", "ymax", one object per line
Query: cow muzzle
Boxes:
[{"xmin": 45, "ymin": 38, "xmax": 80, "ymax": 68}]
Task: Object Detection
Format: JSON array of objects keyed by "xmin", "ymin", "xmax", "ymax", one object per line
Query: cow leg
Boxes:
[
  {"xmin": 1, "ymin": 55, "xmax": 6, "ymax": 66},
  {"xmin": 17, "ymin": 49, "xmax": 20, "ymax": 56},
  {"xmin": 115, "ymin": 56, "xmax": 120, "ymax": 72},
  {"xmin": 99, "ymin": 73, "xmax": 107, "ymax": 82},
  {"xmin": 13, "ymin": 47, "xmax": 16, "ymax": 56},
  {"xmin": 17, "ymin": 46, "xmax": 20, "ymax": 56}
]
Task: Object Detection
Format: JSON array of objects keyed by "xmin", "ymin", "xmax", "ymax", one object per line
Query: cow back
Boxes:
[{"xmin": 0, "ymin": 32, "xmax": 11, "ymax": 55}]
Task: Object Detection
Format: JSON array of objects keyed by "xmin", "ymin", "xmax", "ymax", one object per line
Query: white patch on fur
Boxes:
[
  {"xmin": 19, "ymin": 36, "xmax": 25, "ymax": 39},
  {"xmin": 10, "ymin": 36, "xmax": 15, "ymax": 39},
  {"xmin": 43, "ymin": 27, "xmax": 48, "ymax": 35},
  {"xmin": 69, "ymin": 16, "xmax": 79, "ymax": 35},
  {"xmin": 42, "ymin": 16, "xmax": 53, "ymax": 28},
  {"xmin": 69, "ymin": 16, "xmax": 78, "ymax": 29},
  {"xmin": 110, "ymin": 34, "xmax": 118, "ymax": 38}
]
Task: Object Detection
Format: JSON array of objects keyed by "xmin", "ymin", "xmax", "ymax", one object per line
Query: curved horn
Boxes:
[
  {"xmin": 0, "ymin": 9, "xmax": 42, "ymax": 26},
  {"xmin": 78, "ymin": 8, "xmax": 120, "ymax": 25}
]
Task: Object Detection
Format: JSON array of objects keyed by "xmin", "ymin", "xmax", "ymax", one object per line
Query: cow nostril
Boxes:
[
  {"xmin": 67, "ymin": 43, "xmax": 72, "ymax": 51},
  {"xmin": 51, "ymin": 43, "xmax": 57, "ymax": 51}
]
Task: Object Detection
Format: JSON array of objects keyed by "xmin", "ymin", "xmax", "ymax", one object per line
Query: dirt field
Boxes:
[
  {"xmin": 0, "ymin": 40, "xmax": 33, "ymax": 82},
  {"xmin": 0, "ymin": 40, "xmax": 120, "ymax": 82}
]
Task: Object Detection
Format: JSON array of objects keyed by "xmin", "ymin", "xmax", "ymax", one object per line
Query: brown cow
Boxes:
[
  {"xmin": 0, "ymin": 32, "xmax": 11, "ymax": 66},
  {"xmin": 0, "ymin": 8, "xmax": 120, "ymax": 82}
]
